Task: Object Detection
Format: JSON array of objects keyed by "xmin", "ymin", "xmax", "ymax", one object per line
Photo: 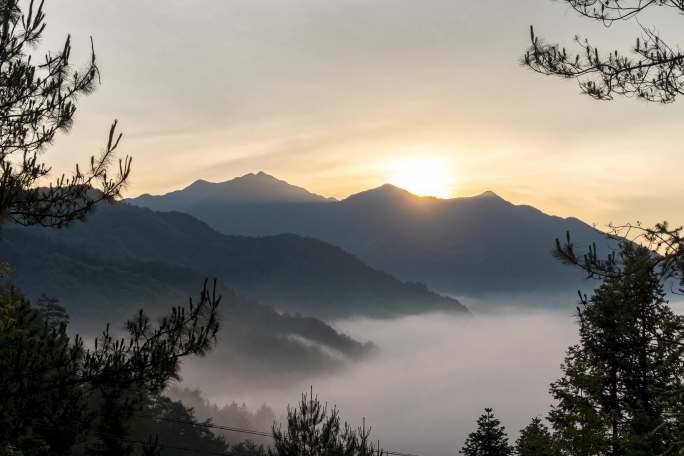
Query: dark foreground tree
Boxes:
[
  {"xmin": 0, "ymin": 0, "xmax": 131, "ymax": 229},
  {"xmin": 461, "ymin": 408, "xmax": 513, "ymax": 456},
  {"xmin": 0, "ymin": 281, "xmax": 221, "ymax": 455},
  {"xmin": 231, "ymin": 441, "xmax": 268, "ymax": 456},
  {"xmin": 524, "ymin": 1, "xmax": 684, "ymax": 103},
  {"xmin": 270, "ymin": 390, "xmax": 382, "ymax": 456},
  {"xmin": 515, "ymin": 418, "xmax": 558, "ymax": 456},
  {"xmin": 549, "ymin": 242, "xmax": 684, "ymax": 455},
  {"xmin": 556, "ymin": 222, "xmax": 684, "ymax": 293}
]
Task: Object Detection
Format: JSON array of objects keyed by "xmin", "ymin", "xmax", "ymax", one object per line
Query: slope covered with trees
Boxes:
[
  {"xmin": 1, "ymin": 235, "xmax": 375, "ymax": 386},
  {"xmin": 2, "ymin": 200, "xmax": 467, "ymax": 320}
]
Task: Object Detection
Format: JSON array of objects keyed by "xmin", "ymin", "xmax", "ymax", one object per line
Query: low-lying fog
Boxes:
[{"xmin": 178, "ymin": 298, "xmax": 589, "ymax": 456}]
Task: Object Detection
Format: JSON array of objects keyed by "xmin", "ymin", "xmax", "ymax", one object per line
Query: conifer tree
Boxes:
[
  {"xmin": 524, "ymin": 1, "xmax": 684, "ymax": 103},
  {"xmin": 270, "ymin": 390, "xmax": 382, "ymax": 456},
  {"xmin": 0, "ymin": 0, "xmax": 130, "ymax": 230},
  {"xmin": 36, "ymin": 294, "xmax": 69, "ymax": 326},
  {"xmin": 515, "ymin": 418, "xmax": 558, "ymax": 456},
  {"xmin": 461, "ymin": 408, "xmax": 513, "ymax": 456},
  {"xmin": 0, "ymin": 281, "xmax": 221, "ymax": 455},
  {"xmin": 548, "ymin": 243, "xmax": 684, "ymax": 455}
]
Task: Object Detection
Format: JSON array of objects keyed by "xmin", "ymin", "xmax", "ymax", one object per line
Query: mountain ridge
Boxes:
[
  {"xmin": 130, "ymin": 172, "xmax": 335, "ymax": 212},
  {"xmin": 128, "ymin": 173, "xmax": 605, "ymax": 299},
  {"xmin": 0, "ymin": 225, "xmax": 379, "ymax": 384},
  {"xmin": 3, "ymin": 201, "xmax": 467, "ymax": 319}
]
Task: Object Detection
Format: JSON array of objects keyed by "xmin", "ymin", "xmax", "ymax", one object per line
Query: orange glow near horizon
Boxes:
[{"xmin": 389, "ymin": 157, "xmax": 457, "ymax": 199}]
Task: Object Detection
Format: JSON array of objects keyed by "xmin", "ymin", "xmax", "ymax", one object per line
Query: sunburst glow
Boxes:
[{"xmin": 389, "ymin": 157, "xmax": 456, "ymax": 198}]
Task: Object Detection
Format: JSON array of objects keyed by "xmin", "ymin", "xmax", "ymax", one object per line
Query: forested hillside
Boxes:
[{"xmin": 2, "ymin": 201, "xmax": 466, "ymax": 319}]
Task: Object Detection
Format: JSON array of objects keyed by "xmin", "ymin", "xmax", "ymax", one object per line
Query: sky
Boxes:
[{"xmin": 42, "ymin": 0, "xmax": 684, "ymax": 228}]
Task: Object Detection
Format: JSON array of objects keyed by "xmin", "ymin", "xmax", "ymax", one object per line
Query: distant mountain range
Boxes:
[
  {"xmin": 1, "ymin": 201, "xmax": 465, "ymax": 320},
  {"xmin": 128, "ymin": 172, "xmax": 607, "ymax": 296}
]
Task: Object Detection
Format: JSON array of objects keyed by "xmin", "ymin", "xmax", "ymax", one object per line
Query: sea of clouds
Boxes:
[{"xmin": 180, "ymin": 301, "xmax": 585, "ymax": 456}]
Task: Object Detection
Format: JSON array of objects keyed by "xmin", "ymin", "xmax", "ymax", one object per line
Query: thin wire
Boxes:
[
  {"xmin": 100, "ymin": 433, "xmax": 232, "ymax": 456},
  {"xmin": 144, "ymin": 415, "xmax": 271, "ymax": 438},
  {"xmin": 140, "ymin": 415, "xmax": 421, "ymax": 456}
]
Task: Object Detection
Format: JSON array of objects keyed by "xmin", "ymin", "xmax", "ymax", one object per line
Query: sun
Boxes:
[{"xmin": 389, "ymin": 157, "xmax": 456, "ymax": 198}]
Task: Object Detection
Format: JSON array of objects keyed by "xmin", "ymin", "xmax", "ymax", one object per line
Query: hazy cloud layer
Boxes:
[{"xmin": 180, "ymin": 308, "xmax": 580, "ymax": 456}]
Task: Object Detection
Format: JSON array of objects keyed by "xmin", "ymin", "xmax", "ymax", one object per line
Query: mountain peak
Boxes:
[
  {"xmin": 236, "ymin": 171, "xmax": 278, "ymax": 182},
  {"xmin": 128, "ymin": 172, "xmax": 334, "ymax": 209},
  {"xmin": 343, "ymin": 183, "xmax": 418, "ymax": 204},
  {"xmin": 183, "ymin": 172, "xmax": 305, "ymax": 192},
  {"xmin": 376, "ymin": 183, "xmax": 413, "ymax": 194},
  {"xmin": 184, "ymin": 178, "xmax": 211, "ymax": 190},
  {"xmin": 475, "ymin": 190, "xmax": 501, "ymax": 199}
]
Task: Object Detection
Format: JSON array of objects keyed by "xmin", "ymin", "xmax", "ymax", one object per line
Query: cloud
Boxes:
[{"xmin": 179, "ymin": 308, "xmax": 580, "ymax": 456}]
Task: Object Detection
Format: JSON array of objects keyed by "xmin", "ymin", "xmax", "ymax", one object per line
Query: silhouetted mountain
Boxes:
[
  {"xmin": 1, "ymin": 201, "xmax": 465, "ymax": 320},
  {"xmin": 131, "ymin": 172, "xmax": 334, "ymax": 212},
  {"xmin": 129, "ymin": 176, "xmax": 607, "ymax": 297},
  {"xmin": 1, "ymin": 225, "xmax": 376, "ymax": 382}
]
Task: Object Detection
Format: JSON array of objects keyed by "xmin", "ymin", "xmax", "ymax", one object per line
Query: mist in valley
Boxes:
[{"xmin": 177, "ymin": 295, "xmax": 584, "ymax": 456}]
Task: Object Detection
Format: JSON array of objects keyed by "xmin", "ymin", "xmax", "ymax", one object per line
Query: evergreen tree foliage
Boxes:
[
  {"xmin": 556, "ymin": 223, "xmax": 684, "ymax": 295},
  {"xmin": 515, "ymin": 418, "xmax": 558, "ymax": 456},
  {"xmin": 548, "ymin": 243, "xmax": 684, "ymax": 455},
  {"xmin": 36, "ymin": 294, "xmax": 69, "ymax": 326},
  {"xmin": 0, "ymin": 281, "xmax": 221, "ymax": 455},
  {"xmin": 523, "ymin": 1, "xmax": 684, "ymax": 103},
  {"xmin": 230, "ymin": 440, "xmax": 267, "ymax": 456},
  {"xmin": 270, "ymin": 390, "xmax": 382, "ymax": 456},
  {"xmin": 0, "ymin": 285, "xmax": 85, "ymax": 455},
  {"xmin": 0, "ymin": 0, "xmax": 130, "ymax": 229},
  {"xmin": 460, "ymin": 408, "xmax": 513, "ymax": 456}
]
